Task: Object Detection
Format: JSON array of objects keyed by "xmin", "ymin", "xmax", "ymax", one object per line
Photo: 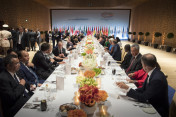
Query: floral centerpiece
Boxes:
[
  {"xmin": 82, "ymin": 54, "xmax": 97, "ymax": 70},
  {"xmin": 84, "ymin": 70, "xmax": 96, "ymax": 78},
  {"xmin": 79, "ymin": 85, "xmax": 100, "ymax": 107},
  {"xmin": 98, "ymin": 90, "xmax": 108, "ymax": 102},
  {"xmin": 79, "ymin": 78, "xmax": 97, "ymax": 87},
  {"xmin": 68, "ymin": 109, "xmax": 87, "ymax": 117}
]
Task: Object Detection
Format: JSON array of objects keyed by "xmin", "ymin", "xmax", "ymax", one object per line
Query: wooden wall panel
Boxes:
[
  {"xmin": 130, "ymin": 0, "xmax": 176, "ymax": 47},
  {"xmin": 0, "ymin": 0, "xmax": 50, "ymax": 31}
]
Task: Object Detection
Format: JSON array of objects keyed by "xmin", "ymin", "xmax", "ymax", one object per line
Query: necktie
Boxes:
[
  {"xmin": 29, "ymin": 68, "xmax": 39, "ymax": 84},
  {"xmin": 126, "ymin": 57, "xmax": 135, "ymax": 73},
  {"xmin": 145, "ymin": 75, "xmax": 149, "ymax": 89},
  {"xmin": 14, "ymin": 74, "xmax": 29, "ymax": 97},
  {"xmin": 14, "ymin": 74, "xmax": 19, "ymax": 83}
]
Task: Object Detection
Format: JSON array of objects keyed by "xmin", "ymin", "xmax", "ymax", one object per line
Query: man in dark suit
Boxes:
[
  {"xmin": 17, "ymin": 50, "xmax": 44, "ymax": 88},
  {"xmin": 53, "ymin": 42, "xmax": 67, "ymax": 62},
  {"xmin": 32, "ymin": 43, "xmax": 55, "ymax": 80},
  {"xmin": 10, "ymin": 28, "xmax": 17, "ymax": 50},
  {"xmin": 111, "ymin": 40, "xmax": 121, "ymax": 61},
  {"xmin": 117, "ymin": 53, "xmax": 169, "ymax": 117},
  {"xmin": 125, "ymin": 44, "xmax": 142, "ymax": 74},
  {"xmin": 0, "ymin": 55, "xmax": 32, "ymax": 117},
  {"xmin": 29, "ymin": 30, "xmax": 37, "ymax": 51},
  {"xmin": 16, "ymin": 27, "xmax": 25, "ymax": 51},
  {"xmin": 121, "ymin": 44, "xmax": 132, "ymax": 69}
]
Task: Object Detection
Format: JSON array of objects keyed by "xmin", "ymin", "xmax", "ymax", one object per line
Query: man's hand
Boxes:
[
  {"xmin": 116, "ymin": 82, "xmax": 129, "ymax": 90},
  {"xmin": 128, "ymin": 73, "xmax": 135, "ymax": 77},
  {"xmin": 126, "ymin": 79, "xmax": 136, "ymax": 83},
  {"xmin": 37, "ymin": 83, "xmax": 42, "ymax": 87},
  {"xmin": 59, "ymin": 53, "xmax": 65, "ymax": 58},
  {"xmin": 50, "ymin": 58, "xmax": 55, "ymax": 63},
  {"xmin": 27, "ymin": 62, "xmax": 34, "ymax": 68},
  {"xmin": 19, "ymin": 79, "xmax": 26, "ymax": 86},
  {"xmin": 59, "ymin": 61, "xmax": 65, "ymax": 64},
  {"xmin": 30, "ymin": 85, "xmax": 36, "ymax": 91}
]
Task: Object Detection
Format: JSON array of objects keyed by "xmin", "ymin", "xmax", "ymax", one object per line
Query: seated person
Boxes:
[
  {"xmin": 116, "ymin": 54, "xmax": 169, "ymax": 117},
  {"xmin": 0, "ymin": 55, "xmax": 32, "ymax": 117},
  {"xmin": 17, "ymin": 50, "xmax": 44, "ymax": 89},
  {"xmin": 104, "ymin": 37, "xmax": 110, "ymax": 49},
  {"xmin": 32, "ymin": 43, "xmax": 55, "ymax": 80},
  {"xmin": 127, "ymin": 69, "xmax": 147, "ymax": 88},
  {"xmin": 120, "ymin": 44, "xmax": 132, "ymax": 69},
  {"xmin": 53, "ymin": 41, "xmax": 67, "ymax": 62},
  {"xmin": 66, "ymin": 37, "xmax": 76, "ymax": 51},
  {"xmin": 111, "ymin": 40, "xmax": 121, "ymax": 61},
  {"xmin": 125, "ymin": 44, "xmax": 142, "ymax": 74}
]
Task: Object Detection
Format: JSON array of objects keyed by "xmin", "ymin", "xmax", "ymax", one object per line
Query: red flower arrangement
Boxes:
[
  {"xmin": 79, "ymin": 85, "xmax": 100, "ymax": 107},
  {"xmin": 85, "ymin": 49, "xmax": 93, "ymax": 54}
]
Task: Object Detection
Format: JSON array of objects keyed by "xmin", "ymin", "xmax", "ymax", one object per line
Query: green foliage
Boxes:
[
  {"xmin": 167, "ymin": 33, "xmax": 174, "ymax": 39},
  {"xmin": 133, "ymin": 32, "xmax": 136, "ymax": 35},
  {"xmin": 40, "ymin": 31, "xmax": 44, "ymax": 34},
  {"xmin": 155, "ymin": 32, "xmax": 162, "ymax": 37},
  {"xmin": 128, "ymin": 32, "xmax": 132, "ymax": 34},
  {"xmin": 93, "ymin": 68, "xmax": 102, "ymax": 77},
  {"xmin": 81, "ymin": 53, "xmax": 86, "ymax": 56},
  {"xmin": 138, "ymin": 32, "xmax": 144, "ymax": 35},
  {"xmin": 80, "ymin": 78, "xmax": 97, "ymax": 87},
  {"xmin": 145, "ymin": 32, "xmax": 150, "ymax": 36}
]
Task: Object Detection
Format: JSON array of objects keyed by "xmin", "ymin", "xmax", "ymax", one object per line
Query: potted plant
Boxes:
[
  {"xmin": 138, "ymin": 32, "xmax": 144, "ymax": 44},
  {"xmin": 132, "ymin": 32, "xmax": 136, "ymax": 43},
  {"xmin": 128, "ymin": 32, "xmax": 132, "ymax": 41},
  {"xmin": 154, "ymin": 32, "xmax": 162, "ymax": 49},
  {"xmin": 166, "ymin": 33, "xmax": 174, "ymax": 52},
  {"xmin": 144, "ymin": 32, "xmax": 150, "ymax": 46}
]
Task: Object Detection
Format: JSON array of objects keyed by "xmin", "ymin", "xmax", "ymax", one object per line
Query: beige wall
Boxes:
[
  {"xmin": 130, "ymin": 0, "xmax": 176, "ymax": 47},
  {"xmin": 0, "ymin": 0, "xmax": 50, "ymax": 31}
]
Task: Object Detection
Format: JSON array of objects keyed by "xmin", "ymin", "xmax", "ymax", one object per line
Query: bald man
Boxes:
[{"xmin": 117, "ymin": 53, "xmax": 169, "ymax": 117}]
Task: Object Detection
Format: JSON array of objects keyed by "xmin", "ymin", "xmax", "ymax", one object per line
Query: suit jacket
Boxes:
[
  {"xmin": 32, "ymin": 51, "xmax": 55, "ymax": 80},
  {"xmin": 10, "ymin": 29, "xmax": 17, "ymax": 42},
  {"xmin": 120, "ymin": 51, "xmax": 132, "ymax": 69},
  {"xmin": 29, "ymin": 32, "xmax": 37, "ymax": 42},
  {"xmin": 16, "ymin": 32, "xmax": 25, "ymax": 48},
  {"xmin": 52, "ymin": 47, "xmax": 67, "ymax": 57},
  {"xmin": 111, "ymin": 44, "xmax": 121, "ymax": 61},
  {"xmin": 17, "ymin": 62, "xmax": 37, "ymax": 86},
  {"xmin": 127, "ymin": 68, "xmax": 169, "ymax": 117},
  {"xmin": 0, "ymin": 70, "xmax": 28, "ymax": 117},
  {"xmin": 126, "ymin": 53, "xmax": 142, "ymax": 74}
]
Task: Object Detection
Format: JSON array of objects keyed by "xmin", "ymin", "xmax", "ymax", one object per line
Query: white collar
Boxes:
[
  {"xmin": 134, "ymin": 53, "xmax": 139, "ymax": 59},
  {"xmin": 148, "ymin": 67, "xmax": 156, "ymax": 77},
  {"xmin": 8, "ymin": 71, "xmax": 15, "ymax": 78}
]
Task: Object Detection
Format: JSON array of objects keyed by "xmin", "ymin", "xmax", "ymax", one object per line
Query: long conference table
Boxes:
[{"xmin": 15, "ymin": 36, "xmax": 161, "ymax": 117}]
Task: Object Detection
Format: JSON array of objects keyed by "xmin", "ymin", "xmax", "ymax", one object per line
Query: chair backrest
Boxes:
[
  {"xmin": 168, "ymin": 85, "xmax": 175, "ymax": 105},
  {"xmin": 121, "ymin": 49, "xmax": 127, "ymax": 62}
]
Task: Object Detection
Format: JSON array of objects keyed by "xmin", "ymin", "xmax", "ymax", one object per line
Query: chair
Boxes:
[
  {"xmin": 168, "ymin": 85, "xmax": 175, "ymax": 105},
  {"xmin": 116, "ymin": 48, "xmax": 127, "ymax": 63}
]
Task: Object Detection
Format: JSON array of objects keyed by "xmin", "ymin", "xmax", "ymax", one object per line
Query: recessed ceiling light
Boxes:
[{"xmin": 2, "ymin": 24, "xmax": 9, "ymax": 27}]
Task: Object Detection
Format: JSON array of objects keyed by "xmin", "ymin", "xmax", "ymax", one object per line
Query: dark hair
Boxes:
[
  {"xmin": 7, "ymin": 49, "xmax": 17, "ymax": 55},
  {"xmin": 113, "ymin": 40, "xmax": 117, "ymax": 44},
  {"xmin": 124, "ymin": 44, "xmax": 131, "ymax": 52},
  {"xmin": 4, "ymin": 55, "xmax": 18, "ymax": 67},
  {"xmin": 18, "ymin": 50, "xmax": 26, "ymax": 58},
  {"xmin": 41, "ymin": 43, "xmax": 50, "ymax": 51},
  {"xmin": 141, "ymin": 54, "xmax": 157, "ymax": 68},
  {"xmin": 116, "ymin": 37, "xmax": 120, "ymax": 42}
]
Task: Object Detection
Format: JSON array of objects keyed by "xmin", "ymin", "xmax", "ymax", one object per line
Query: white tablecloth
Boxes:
[{"xmin": 15, "ymin": 36, "xmax": 160, "ymax": 117}]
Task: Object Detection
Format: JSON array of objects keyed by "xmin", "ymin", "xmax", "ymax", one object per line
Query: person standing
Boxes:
[
  {"xmin": 36, "ymin": 29, "xmax": 41, "ymax": 50},
  {"xmin": 17, "ymin": 27, "xmax": 25, "ymax": 51}
]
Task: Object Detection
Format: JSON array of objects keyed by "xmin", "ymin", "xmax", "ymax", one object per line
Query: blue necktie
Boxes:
[{"xmin": 28, "ymin": 68, "xmax": 39, "ymax": 84}]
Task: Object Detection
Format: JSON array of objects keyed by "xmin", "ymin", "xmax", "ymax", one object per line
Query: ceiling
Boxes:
[{"xmin": 32, "ymin": 0, "xmax": 148, "ymax": 9}]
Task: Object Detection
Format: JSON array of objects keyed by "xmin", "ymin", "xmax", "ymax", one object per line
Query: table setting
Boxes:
[{"xmin": 15, "ymin": 35, "xmax": 160, "ymax": 117}]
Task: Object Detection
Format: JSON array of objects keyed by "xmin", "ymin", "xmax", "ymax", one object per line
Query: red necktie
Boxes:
[{"xmin": 126, "ymin": 57, "xmax": 135, "ymax": 73}]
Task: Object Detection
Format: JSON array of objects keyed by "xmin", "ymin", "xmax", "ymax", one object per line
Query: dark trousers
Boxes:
[
  {"xmin": 52, "ymin": 38, "xmax": 56, "ymax": 48},
  {"xmin": 31, "ymin": 41, "xmax": 35, "ymax": 51},
  {"xmin": 17, "ymin": 44, "xmax": 24, "ymax": 51},
  {"xmin": 13, "ymin": 41, "xmax": 17, "ymax": 51}
]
